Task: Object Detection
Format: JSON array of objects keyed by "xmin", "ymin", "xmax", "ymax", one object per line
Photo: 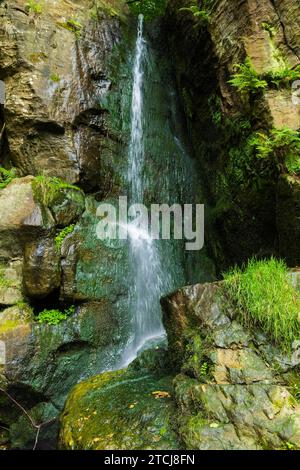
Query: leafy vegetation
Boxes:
[
  {"xmin": 261, "ymin": 22, "xmax": 276, "ymax": 38},
  {"xmin": 32, "ymin": 175, "xmax": 80, "ymax": 207},
  {"xmin": 265, "ymin": 65, "xmax": 300, "ymax": 89},
  {"xmin": 36, "ymin": 305, "xmax": 76, "ymax": 326},
  {"xmin": 128, "ymin": 0, "xmax": 167, "ymax": 21},
  {"xmin": 0, "ymin": 167, "xmax": 16, "ymax": 189},
  {"xmin": 249, "ymin": 127, "xmax": 300, "ymax": 174},
  {"xmin": 55, "ymin": 224, "xmax": 75, "ymax": 250},
  {"xmin": 230, "ymin": 58, "xmax": 300, "ymax": 94},
  {"xmin": 229, "ymin": 59, "xmax": 268, "ymax": 93},
  {"xmin": 179, "ymin": 1, "xmax": 211, "ymax": 25},
  {"xmin": 26, "ymin": 0, "xmax": 43, "ymax": 14},
  {"xmin": 223, "ymin": 257, "xmax": 300, "ymax": 352}
]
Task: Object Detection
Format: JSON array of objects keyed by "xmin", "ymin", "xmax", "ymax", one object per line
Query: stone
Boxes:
[
  {"xmin": 0, "ymin": 259, "xmax": 23, "ymax": 306},
  {"xmin": 59, "ymin": 370, "xmax": 180, "ymax": 450},
  {"xmin": 23, "ymin": 237, "xmax": 61, "ymax": 299},
  {"xmin": 0, "ymin": 176, "xmax": 54, "ymax": 259},
  {"xmin": 161, "ymin": 281, "xmax": 300, "ymax": 450}
]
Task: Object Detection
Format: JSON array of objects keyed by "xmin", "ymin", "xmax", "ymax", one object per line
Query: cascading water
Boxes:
[{"xmin": 119, "ymin": 15, "xmax": 170, "ymax": 367}]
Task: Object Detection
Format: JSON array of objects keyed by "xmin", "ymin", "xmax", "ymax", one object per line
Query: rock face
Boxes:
[
  {"xmin": 0, "ymin": 0, "xmax": 125, "ymax": 189},
  {"xmin": 59, "ymin": 367, "xmax": 180, "ymax": 450},
  {"xmin": 0, "ymin": 0, "xmax": 131, "ymax": 450},
  {"xmin": 161, "ymin": 283, "xmax": 300, "ymax": 450},
  {"xmin": 166, "ymin": 0, "xmax": 300, "ymax": 269}
]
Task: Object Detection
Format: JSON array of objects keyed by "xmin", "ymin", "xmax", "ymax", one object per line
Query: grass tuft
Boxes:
[{"xmin": 223, "ymin": 257, "xmax": 300, "ymax": 352}]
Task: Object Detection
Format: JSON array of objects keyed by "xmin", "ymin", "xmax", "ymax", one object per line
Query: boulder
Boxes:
[
  {"xmin": 161, "ymin": 282, "xmax": 300, "ymax": 450},
  {"xmin": 23, "ymin": 237, "xmax": 61, "ymax": 299},
  {"xmin": 59, "ymin": 370, "xmax": 180, "ymax": 450}
]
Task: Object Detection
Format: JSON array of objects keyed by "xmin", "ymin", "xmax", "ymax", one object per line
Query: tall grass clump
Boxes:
[{"xmin": 223, "ymin": 257, "xmax": 300, "ymax": 352}]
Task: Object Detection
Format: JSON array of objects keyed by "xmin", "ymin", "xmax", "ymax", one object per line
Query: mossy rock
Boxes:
[{"xmin": 59, "ymin": 370, "xmax": 181, "ymax": 450}]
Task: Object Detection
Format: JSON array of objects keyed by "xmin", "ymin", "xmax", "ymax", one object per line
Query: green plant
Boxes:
[
  {"xmin": 26, "ymin": 0, "xmax": 43, "ymax": 14},
  {"xmin": 49, "ymin": 73, "xmax": 60, "ymax": 83},
  {"xmin": 223, "ymin": 257, "xmax": 300, "ymax": 352},
  {"xmin": 32, "ymin": 175, "xmax": 80, "ymax": 207},
  {"xmin": 36, "ymin": 305, "xmax": 76, "ymax": 325},
  {"xmin": 128, "ymin": 0, "xmax": 167, "ymax": 21},
  {"xmin": 199, "ymin": 362, "xmax": 209, "ymax": 378},
  {"xmin": 58, "ymin": 18, "xmax": 83, "ymax": 38},
  {"xmin": 179, "ymin": 4, "xmax": 211, "ymax": 24},
  {"xmin": 229, "ymin": 59, "xmax": 268, "ymax": 93},
  {"xmin": 0, "ymin": 167, "xmax": 16, "ymax": 189},
  {"xmin": 55, "ymin": 224, "xmax": 75, "ymax": 250},
  {"xmin": 261, "ymin": 22, "xmax": 276, "ymax": 38},
  {"xmin": 249, "ymin": 127, "xmax": 300, "ymax": 174},
  {"xmin": 265, "ymin": 65, "xmax": 300, "ymax": 88}
]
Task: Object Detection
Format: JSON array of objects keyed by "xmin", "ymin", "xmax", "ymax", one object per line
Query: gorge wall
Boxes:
[{"xmin": 165, "ymin": 0, "xmax": 300, "ymax": 270}]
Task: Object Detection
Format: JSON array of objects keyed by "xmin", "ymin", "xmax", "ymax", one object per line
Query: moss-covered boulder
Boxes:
[{"xmin": 59, "ymin": 370, "xmax": 180, "ymax": 450}]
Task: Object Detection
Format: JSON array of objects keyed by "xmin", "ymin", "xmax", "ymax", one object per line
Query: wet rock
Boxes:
[
  {"xmin": 277, "ymin": 174, "xmax": 300, "ymax": 265},
  {"xmin": 59, "ymin": 370, "xmax": 180, "ymax": 450},
  {"xmin": 0, "ymin": 259, "xmax": 23, "ymax": 306},
  {"xmin": 23, "ymin": 237, "xmax": 61, "ymax": 299},
  {"xmin": 161, "ymin": 282, "xmax": 300, "ymax": 450},
  {"xmin": 165, "ymin": 0, "xmax": 300, "ymax": 269},
  {"xmin": 0, "ymin": 0, "xmax": 127, "ymax": 188},
  {"xmin": 0, "ymin": 176, "xmax": 54, "ymax": 259}
]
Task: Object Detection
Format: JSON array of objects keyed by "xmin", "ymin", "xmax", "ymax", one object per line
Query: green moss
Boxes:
[
  {"xmin": 223, "ymin": 257, "xmax": 300, "ymax": 352},
  {"xmin": 55, "ymin": 225, "xmax": 75, "ymax": 250},
  {"xmin": 36, "ymin": 306, "xmax": 76, "ymax": 326},
  {"xmin": 0, "ymin": 320, "xmax": 20, "ymax": 334},
  {"xmin": 31, "ymin": 175, "xmax": 80, "ymax": 207},
  {"xmin": 57, "ymin": 19, "xmax": 83, "ymax": 38},
  {"xmin": 0, "ymin": 168, "xmax": 16, "ymax": 190}
]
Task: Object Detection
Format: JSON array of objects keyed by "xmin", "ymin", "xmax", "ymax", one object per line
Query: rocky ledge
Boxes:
[{"xmin": 60, "ymin": 280, "xmax": 300, "ymax": 450}]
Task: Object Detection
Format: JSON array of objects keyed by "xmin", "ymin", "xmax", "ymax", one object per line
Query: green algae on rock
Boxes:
[{"xmin": 59, "ymin": 370, "xmax": 180, "ymax": 450}]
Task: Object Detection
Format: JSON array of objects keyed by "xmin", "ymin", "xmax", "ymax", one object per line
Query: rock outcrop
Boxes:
[
  {"xmin": 161, "ymin": 282, "xmax": 300, "ymax": 450},
  {"xmin": 166, "ymin": 0, "xmax": 300, "ymax": 269}
]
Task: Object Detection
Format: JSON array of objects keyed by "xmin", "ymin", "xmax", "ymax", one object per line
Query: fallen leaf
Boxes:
[{"xmin": 152, "ymin": 391, "xmax": 171, "ymax": 399}]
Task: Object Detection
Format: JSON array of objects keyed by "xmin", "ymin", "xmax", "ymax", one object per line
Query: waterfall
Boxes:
[{"xmin": 118, "ymin": 15, "xmax": 171, "ymax": 367}]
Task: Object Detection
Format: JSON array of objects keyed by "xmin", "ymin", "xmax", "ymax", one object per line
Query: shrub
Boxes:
[
  {"xmin": 223, "ymin": 257, "xmax": 300, "ymax": 352},
  {"xmin": 249, "ymin": 127, "xmax": 300, "ymax": 174},
  {"xmin": 32, "ymin": 175, "xmax": 80, "ymax": 207},
  {"xmin": 36, "ymin": 305, "xmax": 76, "ymax": 325},
  {"xmin": 0, "ymin": 167, "xmax": 16, "ymax": 189},
  {"xmin": 229, "ymin": 59, "xmax": 268, "ymax": 93},
  {"xmin": 55, "ymin": 224, "xmax": 75, "ymax": 250}
]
